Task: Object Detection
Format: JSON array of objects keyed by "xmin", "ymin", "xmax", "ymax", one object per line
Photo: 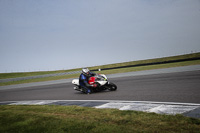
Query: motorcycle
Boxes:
[{"xmin": 72, "ymin": 73, "xmax": 117, "ymax": 93}]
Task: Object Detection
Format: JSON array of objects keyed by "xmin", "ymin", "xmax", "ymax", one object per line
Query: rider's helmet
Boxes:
[{"xmin": 82, "ymin": 68, "xmax": 90, "ymax": 76}]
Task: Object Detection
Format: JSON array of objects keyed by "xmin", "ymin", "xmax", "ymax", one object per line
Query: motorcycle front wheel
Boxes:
[{"xmin": 107, "ymin": 82, "xmax": 117, "ymax": 91}]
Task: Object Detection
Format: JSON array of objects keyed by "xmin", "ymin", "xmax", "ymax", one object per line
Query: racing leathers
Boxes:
[{"xmin": 79, "ymin": 72, "xmax": 96, "ymax": 94}]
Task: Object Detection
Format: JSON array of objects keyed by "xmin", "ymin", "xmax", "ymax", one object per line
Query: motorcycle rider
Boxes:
[{"xmin": 79, "ymin": 68, "xmax": 97, "ymax": 94}]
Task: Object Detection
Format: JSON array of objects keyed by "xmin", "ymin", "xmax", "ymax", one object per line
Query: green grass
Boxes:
[
  {"xmin": 88, "ymin": 52, "xmax": 200, "ymax": 70},
  {"xmin": 0, "ymin": 68, "xmax": 82, "ymax": 79},
  {"xmin": 1, "ymin": 52, "xmax": 200, "ymax": 79},
  {"xmin": 0, "ymin": 73, "xmax": 80, "ymax": 86},
  {"xmin": 0, "ymin": 52, "xmax": 200, "ymax": 86},
  {"xmin": 0, "ymin": 105, "xmax": 200, "ymax": 133},
  {"xmin": 96, "ymin": 59, "xmax": 200, "ymax": 75},
  {"xmin": 0, "ymin": 59, "xmax": 200, "ymax": 86}
]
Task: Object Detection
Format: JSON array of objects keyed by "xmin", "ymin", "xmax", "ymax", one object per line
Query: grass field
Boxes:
[
  {"xmin": 0, "ymin": 52, "xmax": 200, "ymax": 86},
  {"xmin": 0, "ymin": 105, "xmax": 200, "ymax": 133}
]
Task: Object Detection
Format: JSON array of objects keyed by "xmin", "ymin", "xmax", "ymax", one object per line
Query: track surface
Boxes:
[{"xmin": 0, "ymin": 70, "xmax": 200, "ymax": 103}]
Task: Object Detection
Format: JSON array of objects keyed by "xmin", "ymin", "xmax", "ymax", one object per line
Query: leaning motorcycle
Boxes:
[{"xmin": 72, "ymin": 73, "xmax": 117, "ymax": 93}]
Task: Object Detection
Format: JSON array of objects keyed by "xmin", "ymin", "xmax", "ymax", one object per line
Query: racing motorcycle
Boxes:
[{"xmin": 72, "ymin": 73, "xmax": 117, "ymax": 93}]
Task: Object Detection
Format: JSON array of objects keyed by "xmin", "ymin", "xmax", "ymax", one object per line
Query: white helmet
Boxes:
[{"xmin": 82, "ymin": 68, "xmax": 90, "ymax": 75}]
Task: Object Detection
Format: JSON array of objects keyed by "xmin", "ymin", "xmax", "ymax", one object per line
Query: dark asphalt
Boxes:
[{"xmin": 0, "ymin": 70, "xmax": 200, "ymax": 103}]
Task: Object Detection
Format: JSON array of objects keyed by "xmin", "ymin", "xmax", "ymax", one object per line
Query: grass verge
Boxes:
[
  {"xmin": 0, "ymin": 105, "xmax": 200, "ymax": 133},
  {"xmin": 1, "ymin": 52, "xmax": 200, "ymax": 79},
  {"xmin": 0, "ymin": 68, "xmax": 82, "ymax": 79}
]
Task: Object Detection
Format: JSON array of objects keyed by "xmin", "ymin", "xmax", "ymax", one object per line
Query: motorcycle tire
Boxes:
[{"xmin": 107, "ymin": 82, "xmax": 117, "ymax": 91}]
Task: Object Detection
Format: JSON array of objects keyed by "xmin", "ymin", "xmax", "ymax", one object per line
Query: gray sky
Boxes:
[{"xmin": 0, "ymin": 0, "xmax": 200, "ymax": 73}]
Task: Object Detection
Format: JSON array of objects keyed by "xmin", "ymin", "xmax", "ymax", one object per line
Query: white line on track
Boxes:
[{"xmin": 2, "ymin": 100, "xmax": 199, "ymax": 116}]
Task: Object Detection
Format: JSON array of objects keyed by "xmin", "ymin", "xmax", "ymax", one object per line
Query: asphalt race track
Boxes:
[{"xmin": 0, "ymin": 70, "xmax": 200, "ymax": 104}]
